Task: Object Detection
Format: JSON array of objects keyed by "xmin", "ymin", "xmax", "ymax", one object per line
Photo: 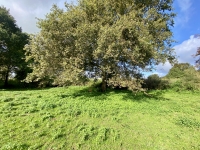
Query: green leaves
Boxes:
[
  {"xmin": 0, "ymin": 6, "xmax": 29, "ymax": 87},
  {"xmin": 25, "ymin": 0, "xmax": 176, "ymax": 91}
]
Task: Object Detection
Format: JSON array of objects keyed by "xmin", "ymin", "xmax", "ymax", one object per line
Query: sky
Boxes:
[
  {"xmin": 1, "ymin": 0, "xmax": 200, "ymax": 77},
  {"xmin": 154, "ymin": 0, "xmax": 200, "ymax": 76}
]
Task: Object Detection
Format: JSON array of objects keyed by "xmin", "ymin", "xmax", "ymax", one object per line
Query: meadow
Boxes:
[{"xmin": 0, "ymin": 86, "xmax": 200, "ymax": 150}]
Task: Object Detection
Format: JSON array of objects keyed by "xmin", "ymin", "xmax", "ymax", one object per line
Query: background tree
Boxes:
[
  {"xmin": 195, "ymin": 47, "xmax": 200, "ymax": 69},
  {"xmin": 165, "ymin": 63, "xmax": 200, "ymax": 90},
  {"xmin": 25, "ymin": 0, "xmax": 176, "ymax": 91},
  {"xmin": 0, "ymin": 6, "xmax": 29, "ymax": 87},
  {"xmin": 143, "ymin": 74, "xmax": 169, "ymax": 90},
  {"xmin": 165, "ymin": 63, "xmax": 192, "ymax": 78}
]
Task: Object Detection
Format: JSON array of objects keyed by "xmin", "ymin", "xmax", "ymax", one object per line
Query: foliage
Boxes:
[
  {"xmin": 166, "ymin": 63, "xmax": 192, "ymax": 78},
  {"xmin": 194, "ymin": 46, "xmax": 200, "ymax": 69},
  {"xmin": 143, "ymin": 74, "xmax": 169, "ymax": 90},
  {"xmin": 165, "ymin": 63, "xmax": 200, "ymax": 90},
  {"xmin": 0, "ymin": 87, "xmax": 200, "ymax": 149},
  {"xmin": 25, "ymin": 0, "xmax": 176, "ymax": 91},
  {"xmin": 0, "ymin": 6, "xmax": 29, "ymax": 87}
]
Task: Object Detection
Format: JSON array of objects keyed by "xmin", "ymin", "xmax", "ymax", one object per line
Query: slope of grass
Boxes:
[{"xmin": 0, "ymin": 87, "xmax": 200, "ymax": 149}]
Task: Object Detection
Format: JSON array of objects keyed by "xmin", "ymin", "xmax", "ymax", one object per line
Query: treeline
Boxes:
[{"xmin": 143, "ymin": 63, "xmax": 200, "ymax": 91}]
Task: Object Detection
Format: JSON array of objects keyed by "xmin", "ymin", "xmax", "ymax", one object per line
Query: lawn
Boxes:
[{"xmin": 0, "ymin": 86, "xmax": 200, "ymax": 150}]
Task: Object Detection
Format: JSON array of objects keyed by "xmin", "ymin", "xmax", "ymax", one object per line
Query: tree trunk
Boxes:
[
  {"xmin": 4, "ymin": 70, "xmax": 9, "ymax": 88},
  {"xmin": 101, "ymin": 73, "xmax": 107, "ymax": 92}
]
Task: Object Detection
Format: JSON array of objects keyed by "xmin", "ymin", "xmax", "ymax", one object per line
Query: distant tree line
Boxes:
[{"xmin": 143, "ymin": 63, "xmax": 200, "ymax": 91}]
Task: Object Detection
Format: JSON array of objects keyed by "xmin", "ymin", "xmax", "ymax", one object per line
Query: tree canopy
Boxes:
[
  {"xmin": 165, "ymin": 63, "xmax": 200, "ymax": 90},
  {"xmin": 0, "ymin": 6, "xmax": 29, "ymax": 87},
  {"xmin": 25, "ymin": 0, "xmax": 176, "ymax": 91},
  {"xmin": 166, "ymin": 63, "xmax": 194, "ymax": 78}
]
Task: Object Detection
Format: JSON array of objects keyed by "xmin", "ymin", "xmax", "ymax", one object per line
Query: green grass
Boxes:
[{"xmin": 0, "ymin": 87, "xmax": 200, "ymax": 150}]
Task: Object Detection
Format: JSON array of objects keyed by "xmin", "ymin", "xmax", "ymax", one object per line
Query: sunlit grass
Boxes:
[{"xmin": 0, "ymin": 87, "xmax": 200, "ymax": 149}]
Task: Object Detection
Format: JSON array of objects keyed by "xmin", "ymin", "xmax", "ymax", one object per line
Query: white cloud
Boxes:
[
  {"xmin": 177, "ymin": 0, "xmax": 192, "ymax": 12},
  {"xmin": 175, "ymin": 0, "xmax": 192, "ymax": 26},
  {"xmin": 1, "ymin": 0, "xmax": 73, "ymax": 33},
  {"xmin": 154, "ymin": 35, "xmax": 200, "ymax": 77},
  {"xmin": 174, "ymin": 35, "xmax": 200, "ymax": 64},
  {"xmin": 155, "ymin": 62, "xmax": 172, "ymax": 77}
]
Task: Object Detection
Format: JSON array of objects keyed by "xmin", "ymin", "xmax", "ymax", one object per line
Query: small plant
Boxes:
[
  {"xmin": 2, "ymin": 97, "xmax": 14, "ymax": 102},
  {"xmin": 175, "ymin": 117, "xmax": 200, "ymax": 128},
  {"xmin": 38, "ymin": 101, "xmax": 57, "ymax": 110},
  {"xmin": 96, "ymin": 127, "xmax": 109, "ymax": 143},
  {"xmin": 51, "ymin": 130, "xmax": 65, "ymax": 140},
  {"xmin": 1, "ymin": 142, "xmax": 30, "ymax": 150},
  {"xmin": 42, "ymin": 113, "xmax": 54, "ymax": 121},
  {"xmin": 30, "ymin": 122, "xmax": 40, "ymax": 129}
]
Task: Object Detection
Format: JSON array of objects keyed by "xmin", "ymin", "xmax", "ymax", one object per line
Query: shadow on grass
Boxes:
[
  {"xmin": 121, "ymin": 90, "xmax": 170, "ymax": 102},
  {"xmin": 68, "ymin": 86, "xmax": 170, "ymax": 102},
  {"xmin": 0, "ymin": 87, "xmax": 53, "ymax": 92},
  {"xmin": 0, "ymin": 85, "xmax": 170, "ymax": 102}
]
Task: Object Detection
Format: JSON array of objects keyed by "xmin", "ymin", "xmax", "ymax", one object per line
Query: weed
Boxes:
[
  {"xmin": 96, "ymin": 127, "xmax": 109, "ymax": 143},
  {"xmin": 42, "ymin": 113, "xmax": 54, "ymax": 121},
  {"xmin": 51, "ymin": 130, "xmax": 65, "ymax": 140},
  {"xmin": 175, "ymin": 116, "xmax": 200, "ymax": 128},
  {"xmin": 1, "ymin": 143, "xmax": 30, "ymax": 150},
  {"xmin": 2, "ymin": 97, "xmax": 14, "ymax": 102}
]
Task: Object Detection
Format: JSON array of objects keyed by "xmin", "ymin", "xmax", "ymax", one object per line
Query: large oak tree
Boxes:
[{"xmin": 25, "ymin": 0, "xmax": 176, "ymax": 91}]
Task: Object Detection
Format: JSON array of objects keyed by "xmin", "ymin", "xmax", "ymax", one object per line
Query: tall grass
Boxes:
[{"xmin": 0, "ymin": 87, "xmax": 200, "ymax": 149}]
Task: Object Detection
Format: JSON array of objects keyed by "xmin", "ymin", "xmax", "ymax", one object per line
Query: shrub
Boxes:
[
  {"xmin": 167, "ymin": 66, "xmax": 200, "ymax": 91},
  {"xmin": 164, "ymin": 63, "xmax": 200, "ymax": 91},
  {"xmin": 170, "ymin": 80, "xmax": 198, "ymax": 91},
  {"xmin": 143, "ymin": 74, "xmax": 169, "ymax": 90}
]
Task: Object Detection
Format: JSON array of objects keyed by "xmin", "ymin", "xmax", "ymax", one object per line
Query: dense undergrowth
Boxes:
[{"xmin": 0, "ymin": 86, "xmax": 200, "ymax": 149}]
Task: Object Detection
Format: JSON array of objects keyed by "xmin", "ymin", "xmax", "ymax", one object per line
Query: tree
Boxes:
[
  {"xmin": 0, "ymin": 6, "xmax": 29, "ymax": 87},
  {"xmin": 25, "ymin": 0, "xmax": 176, "ymax": 91},
  {"xmin": 144, "ymin": 74, "xmax": 161, "ymax": 90},
  {"xmin": 166, "ymin": 63, "xmax": 192, "ymax": 78},
  {"xmin": 195, "ymin": 47, "xmax": 200, "ymax": 69},
  {"xmin": 166, "ymin": 63, "xmax": 200, "ymax": 90},
  {"xmin": 143, "ymin": 74, "xmax": 169, "ymax": 90}
]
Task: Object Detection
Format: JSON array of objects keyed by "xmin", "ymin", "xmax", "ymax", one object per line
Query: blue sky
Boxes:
[
  {"xmin": 153, "ymin": 0, "xmax": 200, "ymax": 76},
  {"xmin": 173, "ymin": 0, "xmax": 200, "ymax": 43},
  {"xmin": 1, "ymin": 0, "xmax": 200, "ymax": 76}
]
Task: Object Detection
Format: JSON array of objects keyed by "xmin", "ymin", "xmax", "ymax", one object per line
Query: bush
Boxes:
[
  {"xmin": 170, "ymin": 80, "xmax": 198, "ymax": 91},
  {"xmin": 143, "ymin": 74, "xmax": 169, "ymax": 90},
  {"xmin": 166, "ymin": 65, "xmax": 200, "ymax": 91},
  {"xmin": 159, "ymin": 79, "xmax": 170, "ymax": 90}
]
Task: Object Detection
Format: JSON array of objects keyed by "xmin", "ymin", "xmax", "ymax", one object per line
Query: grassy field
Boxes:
[{"xmin": 0, "ymin": 86, "xmax": 200, "ymax": 150}]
